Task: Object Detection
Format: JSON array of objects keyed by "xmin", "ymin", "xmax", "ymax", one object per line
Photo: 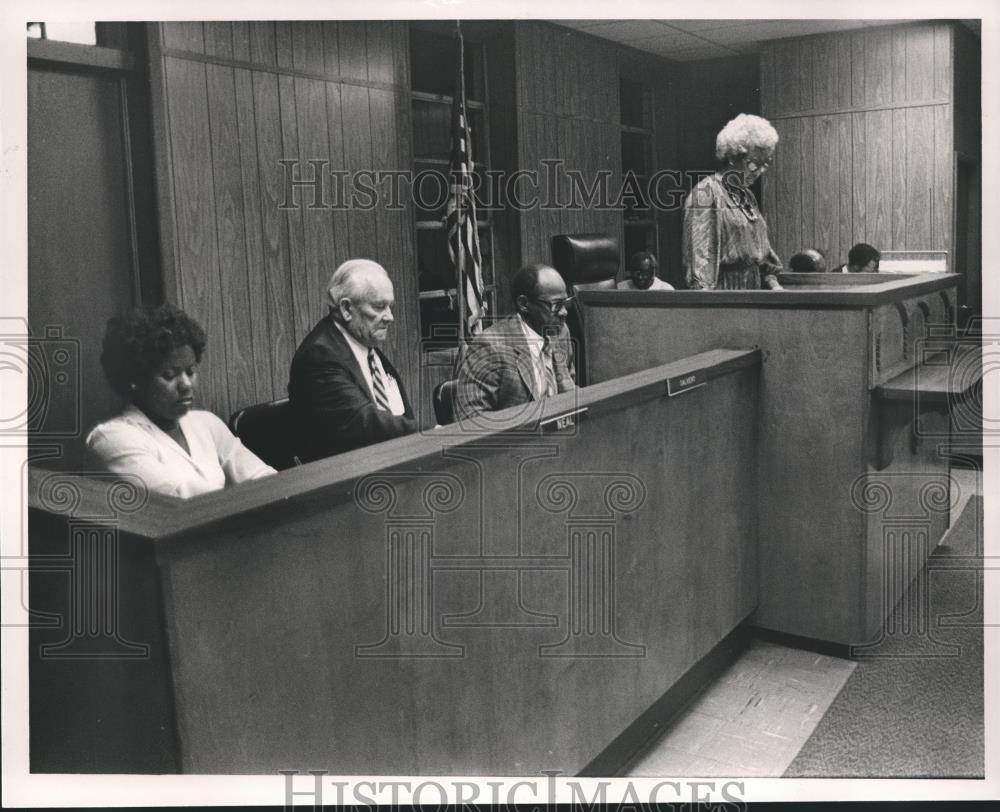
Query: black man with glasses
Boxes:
[{"xmin": 454, "ymin": 263, "xmax": 576, "ymax": 423}]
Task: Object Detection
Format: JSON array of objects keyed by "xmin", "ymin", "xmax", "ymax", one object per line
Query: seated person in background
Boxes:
[
  {"xmin": 788, "ymin": 248, "xmax": 827, "ymax": 273},
  {"xmin": 835, "ymin": 242, "xmax": 880, "ymax": 273},
  {"xmin": 289, "ymin": 259, "xmax": 417, "ymax": 462},
  {"xmin": 617, "ymin": 251, "xmax": 675, "ymax": 290},
  {"xmin": 454, "ymin": 264, "xmax": 575, "ymax": 423},
  {"xmin": 87, "ymin": 304, "xmax": 275, "ymax": 498}
]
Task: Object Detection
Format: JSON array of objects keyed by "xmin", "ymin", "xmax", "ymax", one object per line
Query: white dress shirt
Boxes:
[
  {"xmin": 616, "ymin": 277, "xmax": 675, "ymax": 290},
  {"xmin": 86, "ymin": 405, "xmax": 275, "ymax": 499},
  {"xmin": 334, "ymin": 322, "xmax": 406, "ymax": 416}
]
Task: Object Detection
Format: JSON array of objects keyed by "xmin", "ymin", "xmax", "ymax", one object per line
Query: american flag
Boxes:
[{"xmin": 445, "ymin": 24, "xmax": 486, "ymax": 336}]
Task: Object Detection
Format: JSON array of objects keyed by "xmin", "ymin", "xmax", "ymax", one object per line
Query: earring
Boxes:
[{"xmin": 130, "ymin": 383, "xmax": 137, "ymax": 391}]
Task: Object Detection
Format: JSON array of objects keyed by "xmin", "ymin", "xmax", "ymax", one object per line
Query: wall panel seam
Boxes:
[
  {"xmin": 160, "ymin": 46, "xmax": 407, "ymax": 92},
  {"xmin": 768, "ymin": 98, "xmax": 949, "ymax": 121},
  {"xmin": 202, "ymin": 62, "xmax": 234, "ymax": 413}
]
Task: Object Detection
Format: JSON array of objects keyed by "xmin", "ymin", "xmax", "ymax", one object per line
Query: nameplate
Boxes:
[
  {"xmin": 666, "ymin": 370, "xmax": 707, "ymax": 397},
  {"xmin": 539, "ymin": 408, "xmax": 588, "ymax": 433}
]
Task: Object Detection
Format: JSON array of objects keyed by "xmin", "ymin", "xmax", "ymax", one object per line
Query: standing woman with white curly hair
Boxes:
[{"xmin": 683, "ymin": 113, "xmax": 784, "ymax": 291}]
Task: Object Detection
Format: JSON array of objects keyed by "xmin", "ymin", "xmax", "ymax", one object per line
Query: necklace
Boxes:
[{"xmin": 726, "ymin": 185, "xmax": 758, "ymax": 222}]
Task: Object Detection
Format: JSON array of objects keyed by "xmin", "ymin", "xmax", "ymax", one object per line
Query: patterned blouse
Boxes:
[{"xmin": 682, "ymin": 171, "xmax": 782, "ymax": 290}]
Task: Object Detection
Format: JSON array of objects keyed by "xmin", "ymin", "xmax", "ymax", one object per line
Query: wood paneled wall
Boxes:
[
  {"xmin": 512, "ymin": 23, "xmax": 681, "ymax": 287},
  {"xmin": 951, "ymin": 23, "xmax": 981, "ymax": 313},
  {"xmin": 148, "ymin": 21, "xmax": 418, "ymax": 421},
  {"xmin": 953, "ymin": 24, "xmax": 981, "ymax": 161},
  {"xmin": 676, "ymin": 56, "xmax": 760, "ymax": 170},
  {"xmin": 513, "ymin": 22, "xmax": 622, "ymax": 273},
  {"xmin": 620, "ymin": 49, "xmax": 683, "ymax": 286},
  {"xmin": 155, "ymin": 20, "xmax": 966, "ymax": 417},
  {"xmin": 760, "ymin": 22, "xmax": 954, "ymax": 272},
  {"xmin": 672, "ymin": 56, "xmax": 759, "ymax": 286}
]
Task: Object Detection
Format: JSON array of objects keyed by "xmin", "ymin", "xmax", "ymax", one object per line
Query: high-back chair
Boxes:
[
  {"xmin": 228, "ymin": 397, "xmax": 301, "ymax": 471},
  {"xmin": 551, "ymin": 233, "xmax": 622, "ymax": 386},
  {"xmin": 432, "ymin": 379, "xmax": 457, "ymax": 426}
]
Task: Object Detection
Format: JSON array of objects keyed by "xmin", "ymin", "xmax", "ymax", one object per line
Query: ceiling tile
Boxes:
[
  {"xmin": 652, "ymin": 44, "xmax": 738, "ymax": 61},
  {"xmin": 556, "ymin": 20, "xmax": 622, "ymax": 30},
  {"xmin": 861, "ymin": 19, "xmax": 918, "ymax": 27},
  {"xmin": 660, "ymin": 19, "xmax": 749, "ymax": 33},
  {"xmin": 598, "ymin": 20, "xmax": 661, "ymax": 40},
  {"xmin": 555, "ymin": 19, "xmax": 674, "ymax": 41},
  {"xmin": 624, "ymin": 31, "xmax": 710, "ymax": 50},
  {"xmin": 703, "ymin": 19, "xmax": 875, "ymax": 44},
  {"xmin": 553, "ymin": 18, "xmax": 914, "ymax": 61}
]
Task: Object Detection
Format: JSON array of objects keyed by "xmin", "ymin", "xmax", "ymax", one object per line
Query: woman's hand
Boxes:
[{"xmin": 764, "ymin": 275, "xmax": 783, "ymax": 291}]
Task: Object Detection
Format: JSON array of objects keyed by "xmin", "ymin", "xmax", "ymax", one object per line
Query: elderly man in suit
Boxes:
[
  {"xmin": 454, "ymin": 263, "xmax": 575, "ymax": 424},
  {"xmin": 289, "ymin": 259, "xmax": 417, "ymax": 462}
]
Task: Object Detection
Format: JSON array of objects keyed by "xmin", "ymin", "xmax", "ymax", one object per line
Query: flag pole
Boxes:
[{"xmin": 454, "ymin": 19, "xmax": 467, "ymax": 346}]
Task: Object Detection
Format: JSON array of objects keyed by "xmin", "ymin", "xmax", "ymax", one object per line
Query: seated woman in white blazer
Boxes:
[{"xmin": 87, "ymin": 304, "xmax": 275, "ymax": 499}]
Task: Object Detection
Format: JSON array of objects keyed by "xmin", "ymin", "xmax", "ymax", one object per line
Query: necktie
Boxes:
[
  {"xmin": 368, "ymin": 349, "xmax": 391, "ymax": 411},
  {"xmin": 541, "ymin": 342, "xmax": 558, "ymax": 397},
  {"xmin": 545, "ymin": 336, "xmax": 575, "ymax": 394}
]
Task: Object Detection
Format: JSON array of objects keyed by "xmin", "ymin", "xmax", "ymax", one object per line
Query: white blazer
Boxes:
[{"xmin": 86, "ymin": 405, "xmax": 276, "ymax": 499}]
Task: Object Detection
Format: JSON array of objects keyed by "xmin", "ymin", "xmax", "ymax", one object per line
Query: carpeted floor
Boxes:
[{"xmin": 784, "ymin": 495, "xmax": 985, "ymax": 777}]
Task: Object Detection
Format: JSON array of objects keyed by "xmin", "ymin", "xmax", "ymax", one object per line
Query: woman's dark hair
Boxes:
[
  {"xmin": 100, "ymin": 304, "xmax": 207, "ymax": 398},
  {"xmin": 848, "ymin": 242, "xmax": 881, "ymax": 268}
]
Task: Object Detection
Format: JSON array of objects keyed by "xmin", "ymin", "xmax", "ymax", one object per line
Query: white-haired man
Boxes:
[{"xmin": 289, "ymin": 259, "xmax": 416, "ymax": 461}]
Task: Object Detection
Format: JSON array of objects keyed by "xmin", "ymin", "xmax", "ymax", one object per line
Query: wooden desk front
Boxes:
[
  {"xmin": 29, "ymin": 349, "xmax": 759, "ymax": 775},
  {"xmin": 578, "ymin": 273, "xmax": 965, "ymax": 646}
]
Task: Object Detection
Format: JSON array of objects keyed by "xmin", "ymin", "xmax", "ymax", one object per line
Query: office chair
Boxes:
[
  {"xmin": 228, "ymin": 397, "xmax": 301, "ymax": 470},
  {"xmin": 551, "ymin": 233, "xmax": 622, "ymax": 387},
  {"xmin": 551, "ymin": 233, "xmax": 621, "ymax": 291},
  {"xmin": 432, "ymin": 379, "xmax": 457, "ymax": 426}
]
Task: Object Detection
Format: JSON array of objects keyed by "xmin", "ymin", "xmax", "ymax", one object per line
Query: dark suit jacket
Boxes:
[
  {"xmin": 453, "ymin": 315, "xmax": 575, "ymax": 423},
  {"xmin": 288, "ymin": 315, "xmax": 417, "ymax": 462}
]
